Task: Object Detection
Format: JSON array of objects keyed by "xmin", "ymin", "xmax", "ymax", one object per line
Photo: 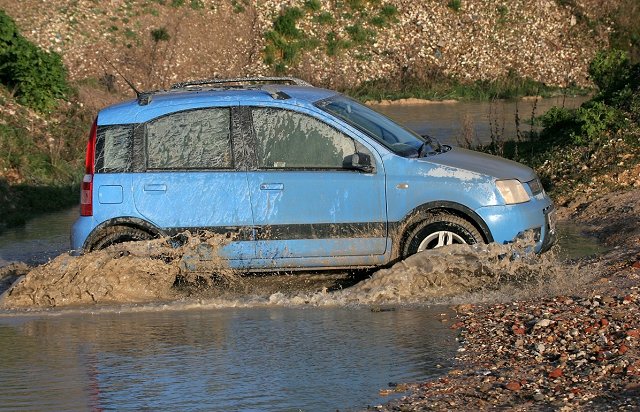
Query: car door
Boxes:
[
  {"xmin": 132, "ymin": 105, "xmax": 254, "ymax": 264},
  {"xmin": 242, "ymin": 105, "xmax": 387, "ymax": 267}
]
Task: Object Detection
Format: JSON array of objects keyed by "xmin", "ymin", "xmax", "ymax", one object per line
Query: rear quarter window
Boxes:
[{"xmin": 95, "ymin": 125, "xmax": 134, "ymax": 173}]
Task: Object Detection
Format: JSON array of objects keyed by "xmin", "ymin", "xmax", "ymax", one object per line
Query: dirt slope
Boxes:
[{"xmin": 0, "ymin": 0, "xmax": 614, "ymax": 92}]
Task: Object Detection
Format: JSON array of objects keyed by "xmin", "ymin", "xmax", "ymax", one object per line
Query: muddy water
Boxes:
[
  {"xmin": 0, "ymin": 96, "xmax": 601, "ymax": 410},
  {"xmin": 372, "ymin": 96, "xmax": 589, "ymax": 146}
]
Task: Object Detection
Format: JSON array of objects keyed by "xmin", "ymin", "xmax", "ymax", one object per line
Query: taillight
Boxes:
[{"xmin": 81, "ymin": 118, "xmax": 97, "ymax": 216}]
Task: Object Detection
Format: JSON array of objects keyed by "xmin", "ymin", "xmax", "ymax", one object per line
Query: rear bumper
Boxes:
[{"xmin": 70, "ymin": 216, "xmax": 95, "ymax": 252}]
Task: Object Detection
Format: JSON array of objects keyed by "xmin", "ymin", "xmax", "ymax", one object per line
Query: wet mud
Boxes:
[
  {"xmin": 0, "ymin": 230, "xmax": 582, "ymax": 311},
  {"xmin": 0, "ymin": 232, "xmax": 233, "ymax": 308}
]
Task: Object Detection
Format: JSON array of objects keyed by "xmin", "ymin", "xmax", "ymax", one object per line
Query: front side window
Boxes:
[
  {"xmin": 316, "ymin": 95, "xmax": 429, "ymax": 157},
  {"xmin": 146, "ymin": 108, "xmax": 232, "ymax": 170},
  {"xmin": 251, "ymin": 108, "xmax": 357, "ymax": 169}
]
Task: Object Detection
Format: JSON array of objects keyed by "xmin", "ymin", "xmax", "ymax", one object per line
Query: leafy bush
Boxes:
[
  {"xmin": 345, "ymin": 24, "xmax": 376, "ymax": 44},
  {"xmin": 0, "ymin": 10, "xmax": 69, "ymax": 112},
  {"xmin": 303, "ymin": 0, "xmax": 321, "ymax": 12},
  {"xmin": 536, "ymin": 49, "xmax": 638, "ymax": 146},
  {"xmin": 447, "ymin": 0, "xmax": 462, "ymax": 12},
  {"xmin": 273, "ymin": 7, "xmax": 304, "ymax": 38}
]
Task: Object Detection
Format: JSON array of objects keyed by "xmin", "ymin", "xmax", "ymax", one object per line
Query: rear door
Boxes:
[
  {"xmin": 132, "ymin": 105, "xmax": 254, "ymax": 264},
  {"xmin": 241, "ymin": 105, "xmax": 387, "ymax": 267}
]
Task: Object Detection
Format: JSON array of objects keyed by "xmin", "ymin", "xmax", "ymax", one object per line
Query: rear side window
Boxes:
[
  {"xmin": 146, "ymin": 108, "xmax": 233, "ymax": 170},
  {"xmin": 95, "ymin": 125, "xmax": 134, "ymax": 173},
  {"xmin": 251, "ymin": 108, "xmax": 356, "ymax": 169}
]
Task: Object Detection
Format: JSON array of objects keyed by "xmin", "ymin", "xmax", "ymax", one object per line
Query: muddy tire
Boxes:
[
  {"xmin": 89, "ymin": 226, "xmax": 154, "ymax": 251},
  {"xmin": 403, "ymin": 214, "xmax": 483, "ymax": 257}
]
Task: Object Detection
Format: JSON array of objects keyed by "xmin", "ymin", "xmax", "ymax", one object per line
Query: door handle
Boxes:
[
  {"xmin": 144, "ymin": 184, "xmax": 167, "ymax": 192},
  {"xmin": 260, "ymin": 183, "xmax": 284, "ymax": 191}
]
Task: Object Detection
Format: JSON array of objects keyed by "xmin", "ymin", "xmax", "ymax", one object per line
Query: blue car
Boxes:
[{"xmin": 71, "ymin": 77, "xmax": 556, "ymax": 270}]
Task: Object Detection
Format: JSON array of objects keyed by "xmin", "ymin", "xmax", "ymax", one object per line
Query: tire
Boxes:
[
  {"xmin": 89, "ymin": 226, "xmax": 154, "ymax": 251},
  {"xmin": 402, "ymin": 213, "xmax": 483, "ymax": 257}
]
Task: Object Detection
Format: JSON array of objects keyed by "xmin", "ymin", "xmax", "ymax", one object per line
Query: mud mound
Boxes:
[
  {"xmin": 0, "ymin": 232, "xmax": 233, "ymax": 308},
  {"xmin": 267, "ymin": 240, "xmax": 580, "ymax": 307},
  {"xmin": 1, "ymin": 232, "xmax": 583, "ymax": 310}
]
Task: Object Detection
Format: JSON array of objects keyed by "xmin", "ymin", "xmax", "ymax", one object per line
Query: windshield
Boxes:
[{"xmin": 316, "ymin": 95, "xmax": 441, "ymax": 157}]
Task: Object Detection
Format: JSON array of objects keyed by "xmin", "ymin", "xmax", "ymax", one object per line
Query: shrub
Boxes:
[
  {"xmin": 0, "ymin": 10, "xmax": 69, "ymax": 112},
  {"xmin": 150, "ymin": 27, "xmax": 170, "ymax": 42},
  {"xmin": 303, "ymin": 0, "xmax": 321, "ymax": 12},
  {"xmin": 345, "ymin": 24, "xmax": 375, "ymax": 44},
  {"xmin": 273, "ymin": 7, "xmax": 304, "ymax": 38},
  {"xmin": 314, "ymin": 11, "xmax": 334, "ymax": 24},
  {"xmin": 447, "ymin": 0, "xmax": 461, "ymax": 12}
]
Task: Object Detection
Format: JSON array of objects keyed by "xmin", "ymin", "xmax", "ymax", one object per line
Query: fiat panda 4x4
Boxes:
[{"xmin": 71, "ymin": 77, "xmax": 556, "ymax": 270}]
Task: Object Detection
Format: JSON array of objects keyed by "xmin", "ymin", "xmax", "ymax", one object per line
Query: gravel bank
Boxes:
[{"xmin": 378, "ymin": 189, "xmax": 640, "ymax": 411}]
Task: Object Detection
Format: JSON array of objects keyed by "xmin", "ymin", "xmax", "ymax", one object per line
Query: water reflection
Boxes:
[
  {"xmin": 0, "ymin": 306, "xmax": 457, "ymax": 411},
  {"xmin": 0, "ymin": 207, "xmax": 77, "ymax": 267}
]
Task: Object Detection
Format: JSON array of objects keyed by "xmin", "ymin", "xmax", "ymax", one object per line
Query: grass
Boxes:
[{"xmin": 345, "ymin": 72, "xmax": 590, "ymax": 102}]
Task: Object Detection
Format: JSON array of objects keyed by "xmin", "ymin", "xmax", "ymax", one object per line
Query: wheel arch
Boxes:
[
  {"xmin": 83, "ymin": 217, "xmax": 164, "ymax": 252},
  {"xmin": 392, "ymin": 201, "xmax": 494, "ymax": 257}
]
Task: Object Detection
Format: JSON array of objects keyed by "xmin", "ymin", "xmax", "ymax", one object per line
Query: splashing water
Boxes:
[{"xmin": 0, "ymin": 232, "xmax": 586, "ymax": 311}]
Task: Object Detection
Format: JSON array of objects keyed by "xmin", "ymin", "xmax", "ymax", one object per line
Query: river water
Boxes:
[
  {"xmin": 0, "ymin": 97, "xmax": 601, "ymax": 411},
  {"xmin": 372, "ymin": 95, "xmax": 589, "ymax": 146}
]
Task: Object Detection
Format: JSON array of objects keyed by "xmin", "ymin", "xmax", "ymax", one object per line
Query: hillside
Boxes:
[{"xmin": 0, "ymin": 0, "xmax": 614, "ymax": 93}]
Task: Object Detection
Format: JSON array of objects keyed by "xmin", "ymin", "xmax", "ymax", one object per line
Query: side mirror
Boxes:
[{"xmin": 344, "ymin": 152, "xmax": 374, "ymax": 173}]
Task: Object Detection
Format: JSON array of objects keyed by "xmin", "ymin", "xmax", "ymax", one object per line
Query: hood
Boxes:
[{"xmin": 423, "ymin": 147, "xmax": 536, "ymax": 182}]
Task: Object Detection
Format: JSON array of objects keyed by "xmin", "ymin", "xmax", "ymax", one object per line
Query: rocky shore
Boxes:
[{"xmin": 379, "ymin": 188, "xmax": 640, "ymax": 411}]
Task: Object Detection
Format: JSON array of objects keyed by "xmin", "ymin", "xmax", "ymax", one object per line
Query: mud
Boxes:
[
  {"xmin": 0, "ymin": 231, "xmax": 234, "ymax": 308},
  {"xmin": 0, "ymin": 223, "xmax": 591, "ymax": 311}
]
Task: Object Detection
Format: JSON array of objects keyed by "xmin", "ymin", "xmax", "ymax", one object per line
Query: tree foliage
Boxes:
[{"xmin": 0, "ymin": 10, "xmax": 69, "ymax": 112}]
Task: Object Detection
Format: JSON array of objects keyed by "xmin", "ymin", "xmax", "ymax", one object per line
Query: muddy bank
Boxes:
[{"xmin": 378, "ymin": 188, "xmax": 640, "ymax": 411}]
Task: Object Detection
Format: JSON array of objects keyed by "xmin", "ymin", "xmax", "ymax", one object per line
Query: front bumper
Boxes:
[{"xmin": 475, "ymin": 196, "xmax": 556, "ymax": 253}]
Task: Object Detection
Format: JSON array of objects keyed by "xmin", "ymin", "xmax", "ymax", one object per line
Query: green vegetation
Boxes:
[
  {"xmin": 231, "ymin": 0, "xmax": 248, "ymax": 13},
  {"xmin": 314, "ymin": 11, "xmax": 335, "ymax": 25},
  {"xmin": 263, "ymin": 2, "xmax": 397, "ymax": 72},
  {"xmin": 303, "ymin": 0, "xmax": 321, "ymax": 12},
  {"xmin": 150, "ymin": 27, "xmax": 170, "ymax": 42},
  {"xmin": 610, "ymin": 0, "xmax": 640, "ymax": 62},
  {"xmin": 0, "ymin": 10, "xmax": 69, "ymax": 112},
  {"xmin": 481, "ymin": 49, "xmax": 640, "ymax": 198},
  {"xmin": 345, "ymin": 23, "xmax": 375, "ymax": 44},
  {"xmin": 0, "ymin": 83, "xmax": 90, "ymax": 230},
  {"xmin": 346, "ymin": 70, "xmax": 588, "ymax": 102},
  {"xmin": 447, "ymin": 0, "xmax": 462, "ymax": 12}
]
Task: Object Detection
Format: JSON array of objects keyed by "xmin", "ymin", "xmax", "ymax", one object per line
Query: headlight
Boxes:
[{"xmin": 496, "ymin": 179, "xmax": 530, "ymax": 204}]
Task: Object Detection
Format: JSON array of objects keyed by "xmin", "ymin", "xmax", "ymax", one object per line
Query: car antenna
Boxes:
[{"xmin": 102, "ymin": 58, "xmax": 152, "ymax": 106}]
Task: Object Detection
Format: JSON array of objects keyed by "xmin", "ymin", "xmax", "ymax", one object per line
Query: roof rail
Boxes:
[{"xmin": 170, "ymin": 76, "xmax": 312, "ymax": 89}]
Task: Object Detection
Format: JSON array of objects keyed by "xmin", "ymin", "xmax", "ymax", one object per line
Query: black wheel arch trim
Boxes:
[
  {"xmin": 83, "ymin": 217, "xmax": 164, "ymax": 251},
  {"xmin": 392, "ymin": 201, "xmax": 494, "ymax": 244}
]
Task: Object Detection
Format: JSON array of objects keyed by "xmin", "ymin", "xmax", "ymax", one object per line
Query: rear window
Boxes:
[
  {"xmin": 145, "ymin": 108, "xmax": 233, "ymax": 170},
  {"xmin": 95, "ymin": 125, "xmax": 134, "ymax": 173}
]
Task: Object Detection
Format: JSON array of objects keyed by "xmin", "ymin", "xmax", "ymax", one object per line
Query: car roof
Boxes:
[{"xmin": 97, "ymin": 83, "xmax": 340, "ymax": 126}]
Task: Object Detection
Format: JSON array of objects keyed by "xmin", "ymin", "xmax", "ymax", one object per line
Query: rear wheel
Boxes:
[
  {"xmin": 403, "ymin": 214, "xmax": 483, "ymax": 257},
  {"xmin": 89, "ymin": 226, "xmax": 154, "ymax": 251}
]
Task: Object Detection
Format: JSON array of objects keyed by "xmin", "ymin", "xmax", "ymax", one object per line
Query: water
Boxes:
[
  {"xmin": 0, "ymin": 207, "xmax": 77, "ymax": 266},
  {"xmin": 372, "ymin": 96, "xmax": 589, "ymax": 146},
  {"xmin": 0, "ymin": 97, "xmax": 604, "ymax": 411},
  {"xmin": 0, "ymin": 306, "xmax": 456, "ymax": 411}
]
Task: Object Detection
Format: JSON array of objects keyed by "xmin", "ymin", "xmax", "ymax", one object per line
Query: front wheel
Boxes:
[{"xmin": 403, "ymin": 214, "xmax": 483, "ymax": 257}]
